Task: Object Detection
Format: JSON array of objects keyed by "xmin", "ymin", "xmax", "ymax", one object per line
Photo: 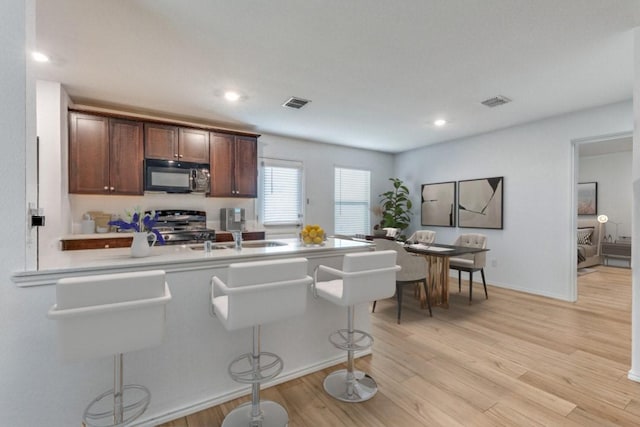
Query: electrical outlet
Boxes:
[{"xmin": 491, "ymin": 259, "xmax": 497, "ymax": 268}]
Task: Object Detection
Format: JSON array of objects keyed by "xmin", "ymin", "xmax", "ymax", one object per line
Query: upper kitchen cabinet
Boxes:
[
  {"xmin": 144, "ymin": 123, "xmax": 209, "ymax": 163},
  {"xmin": 69, "ymin": 112, "xmax": 143, "ymax": 195},
  {"xmin": 209, "ymin": 132, "xmax": 258, "ymax": 197}
]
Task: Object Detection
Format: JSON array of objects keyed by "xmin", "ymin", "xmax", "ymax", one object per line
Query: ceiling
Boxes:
[{"xmin": 33, "ymin": 0, "xmax": 640, "ymax": 154}]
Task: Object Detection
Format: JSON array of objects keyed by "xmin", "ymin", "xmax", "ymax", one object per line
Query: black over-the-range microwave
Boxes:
[{"xmin": 144, "ymin": 159, "xmax": 211, "ymax": 193}]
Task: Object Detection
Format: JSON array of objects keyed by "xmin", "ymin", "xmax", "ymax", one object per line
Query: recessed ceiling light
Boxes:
[
  {"xmin": 434, "ymin": 119, "xmax": 447, "ymax": 127},
  {"xmin": 32, "ymin": 51, "xmax": 49, "ymax": 63},
  {"xmin": 224, "ymin": 91, "xmax": 241, "ymax": 102}
]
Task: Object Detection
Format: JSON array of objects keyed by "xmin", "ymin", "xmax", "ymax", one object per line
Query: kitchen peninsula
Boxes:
[{"xmin": 13, "ymin": 238, "xmax": 374, "ymax": 426}]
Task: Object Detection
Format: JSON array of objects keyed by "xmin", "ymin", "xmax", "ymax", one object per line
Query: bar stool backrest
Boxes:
[
  {"xmin": 223, "ymin": 258, "xmax": 311, "ymax": 330},
  {"xmin": 49, "ymin": 270, "xmax": 170, "ymax": 362},
  {"xmin": 341, "ymin": 251, "xmax": 398, "ymax": 305}
]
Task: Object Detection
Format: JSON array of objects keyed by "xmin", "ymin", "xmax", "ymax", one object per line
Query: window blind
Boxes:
[
  {"xmin": 334, "ymin": 167, "xmax": 370, "ymax": 235},
  {"xmin": 260, "ymin": 159, "xmax": 303, "ymax": 226}
]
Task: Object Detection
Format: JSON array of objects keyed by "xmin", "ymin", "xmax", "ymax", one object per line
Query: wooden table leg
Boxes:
[
  {"xmin": 441, "ymin": 257, "xmax": 450, "ymax": 308},
  {"xmin": 419, "ymin": 254, "xmax": 450, "ymax": 309}
]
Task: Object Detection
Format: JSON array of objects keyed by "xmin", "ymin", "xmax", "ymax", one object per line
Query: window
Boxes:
[
  {"xmin": 334, "ymin": 167, "xmax": 370, "ymax": 235},
  {"xmin": 259, "ymin": 158, "xmax": 303, "ymax": 226}
]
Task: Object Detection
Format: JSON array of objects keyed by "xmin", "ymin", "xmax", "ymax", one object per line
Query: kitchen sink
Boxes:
[
  {"xmin": 241, "ymin": 241, "xmax": 288, "ymax": 248},
  {"xmin": 189, "ymin": 241, "xmax": 288, "ymax": 250},
  {"xmin": 189, "ymin": 243, "xmax": 233, "ymax": 251}
]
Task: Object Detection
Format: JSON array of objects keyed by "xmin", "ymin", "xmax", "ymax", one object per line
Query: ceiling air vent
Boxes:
[
  {"xmin": 282, "ymin": 97, "xmax": 311, "ymax": 109},
  {"xmin": 481, "ymin": 95, "xmax": 511, "ymax": 108}
]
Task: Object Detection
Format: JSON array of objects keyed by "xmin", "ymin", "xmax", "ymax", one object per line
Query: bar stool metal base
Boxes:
[
  {"xmin": 323, "ymin": 369, "xmax": 378, "ymax": 402},
  {"xmin": 82, "ymin": 384, "xmax": 150, "ymax": 427},
  {"xmin": 221, "ymin": 400, "xmax": 288, "ymax": 427}
]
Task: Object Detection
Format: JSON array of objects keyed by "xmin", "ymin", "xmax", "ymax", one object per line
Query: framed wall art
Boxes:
[
  {"xmin": 577, "ymin": 182, "xmax": 597, "ymax": 215},
  {"xmin": 421, "ymin": 181, "xmax": 456, "ymax": 227},
  {"xmin": 458, "ymin": 176, "xmax": 504, "ymax": 229}
]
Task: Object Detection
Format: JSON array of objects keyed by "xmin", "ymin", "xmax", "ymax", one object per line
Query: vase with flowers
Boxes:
[{"xmin": 109, "ymin": 208, "xmax": 165, "ymax": 257}]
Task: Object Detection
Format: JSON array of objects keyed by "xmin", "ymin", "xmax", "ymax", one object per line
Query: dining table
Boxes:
[{"xmin": 404, "ymin": 242, "xmax": 489, "ymax": 308}]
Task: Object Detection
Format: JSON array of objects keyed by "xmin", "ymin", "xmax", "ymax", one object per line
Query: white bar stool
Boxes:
[
  {"xmin": 48, "ymin": 270, "xmax": 171, "ymax": 427},
  {"xmin": 211, "ymin": 258, "xmax": 312, "ymax": 427},
  {"xmin": 312, "ymin": 251, "xmax": 399, "ymax": 402}
]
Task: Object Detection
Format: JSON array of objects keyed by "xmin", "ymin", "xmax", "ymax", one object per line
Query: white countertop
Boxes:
[{"xmin": 13, "ymin": 238, "xmax": 373, "ymax": 287}]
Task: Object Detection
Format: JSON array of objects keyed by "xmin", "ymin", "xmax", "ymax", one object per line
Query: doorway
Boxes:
[{"xmin": 571, "ymin": 131, "xmax": 633, "ymax": 300}]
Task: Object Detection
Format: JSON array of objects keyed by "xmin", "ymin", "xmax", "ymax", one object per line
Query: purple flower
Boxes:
[{"xmin": 108, "ymin": 209, "xmax": 165, "ymax": 245}]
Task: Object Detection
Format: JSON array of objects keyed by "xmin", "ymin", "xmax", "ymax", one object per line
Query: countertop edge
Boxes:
[{"xmin": 12, "ymin": 240, "xmax": 372, "ymax": 287}]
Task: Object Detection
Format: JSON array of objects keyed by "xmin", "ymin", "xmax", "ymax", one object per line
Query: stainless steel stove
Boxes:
[{"xmin": 150, "ymin": 209, "xmax": 216, "ymax": 245}]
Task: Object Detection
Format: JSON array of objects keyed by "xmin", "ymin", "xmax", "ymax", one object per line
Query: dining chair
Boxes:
[
  {"xmin": 371, "ymin": 238, "xmax": 432, "ymax": 323},
  {"xmin": 407, "ymin": 230, "xmax": 436, "ymax": 244},
  {"xmin": 449, "ymin": 234, "xmax": 488, "ymax": 304}
]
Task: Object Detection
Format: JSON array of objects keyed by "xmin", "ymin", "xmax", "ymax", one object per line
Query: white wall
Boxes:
[
  {"xmin": 0, "ymin": 1, "xmax": 47, "ymax": 426},
  {"xmin": 395, "ymin": 100, "xmax": 633, "ymax": 300},
  {"xmin": 579, "ymin": 150, "xmax": 632, "ymax": 240},
  {"xmin": 36, "ymin": 81, "xmax": 72, "ymax": 258},
  {"xmin": 259, "ymin": 133, "xmax": 394, "ymax": 234}
]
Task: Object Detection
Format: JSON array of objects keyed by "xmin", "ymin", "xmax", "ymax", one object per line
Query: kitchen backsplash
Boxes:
[{"xmin": 69, "ymin": 193, "xmax": 257, "ymax": 234}]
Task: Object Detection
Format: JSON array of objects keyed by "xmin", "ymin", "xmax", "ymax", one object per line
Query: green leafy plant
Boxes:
[{"xmin": 379, "ymin": 178, "xmax": 413, "ymax": 232}]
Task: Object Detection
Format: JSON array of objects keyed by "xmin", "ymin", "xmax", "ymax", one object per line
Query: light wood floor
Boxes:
[{"xmin": 160, "ymin": 266, "xmax": 638, "ymax": 426}]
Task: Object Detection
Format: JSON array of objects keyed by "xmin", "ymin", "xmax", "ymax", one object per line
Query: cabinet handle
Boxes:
[
  {"xmin": 110, "ymin": 187, "xmax": 115, "ymax": 191},
  {"xmin": 103, "ymin": 186, "xmax": 109, "ymax": 191},
  {"xmin": 179, "ymin": 154, "xmax": 183, "ymax": 158},
  {"xmin": 174, "ymin": 153, "xmax": 179, "ymax": 158}
]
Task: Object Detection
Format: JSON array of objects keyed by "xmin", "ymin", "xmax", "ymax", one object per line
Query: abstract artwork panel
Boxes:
[
  {"xmin": 458, "ymin": 177, "xmax": 504, "ymax": 229},
  {"xmin": 577, "ymin": 182, "xmax": 597, "ymax": 215},
  {"xmin": 421, "ymin": 181, "xmax": 456, "ymax": 227}
]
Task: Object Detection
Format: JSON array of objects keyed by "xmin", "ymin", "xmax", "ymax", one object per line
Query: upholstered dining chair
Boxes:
[
  {"xmin": 407, "ymin": 230, "xmax": 436, "ymax": 244},
  {"xmin": 371, "ymin": 238, "xmax": 432, "ymax": 323},
  {"xmin": 449, "ymin": 233, "xmax": 488, "ymax": 304}
]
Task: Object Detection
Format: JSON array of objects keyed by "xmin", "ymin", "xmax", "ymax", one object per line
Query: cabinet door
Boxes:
[
  {"xmin": 144, "ymin": 123, "xmax": 178, "ymax": 160},
  {"xmin": 179, "ymin": 128, "xmax": 209, "ymax": 163},
  {"xmin": 110, "ymin": 118, "xmax": 144, "ymax": 195},
  {"xmin": 69, "ymin": 112, "xmax": 110, "ymax": 194},
  {"xmin": 209, "ymin": 133, "xmax": 235, "ymax": 196},
  {"xmin": 234, "ymin": 136, "xmax": 257, "ymax": 197}
]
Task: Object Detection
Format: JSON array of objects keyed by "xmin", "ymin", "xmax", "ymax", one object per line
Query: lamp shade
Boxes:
[{"xmin": 597, "ymin": 214, "xmax": 608, "ymax": 224}]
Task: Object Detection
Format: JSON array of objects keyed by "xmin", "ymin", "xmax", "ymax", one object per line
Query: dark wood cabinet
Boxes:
[
  {"xmin": 144, "ymin": 123, "xmax": 178, "ymax": 161},
  {"xmin": 69, "ymin": 112, "xmax": 143, "ymax": 195},
  {"xmin": 215, "ymin": 231, "xmax": 265, "ymax": 243},
  {"xmin": 110, "ymin": 118, "xmax": 144, "ymax": 194},
  {"xmin": 179, "ymin": 128, "xmax": 209, "ymax": 163},
  {"xmin": 60, "ymin": 236, "xmax": 133, "ymax": 250},
  {"xmin": 145, "ymin": 123, "xmax": 209, "ymax": 163},
  {"xmin": 209, "ymin": 132, "xmax": 257, "ymax": 197}
]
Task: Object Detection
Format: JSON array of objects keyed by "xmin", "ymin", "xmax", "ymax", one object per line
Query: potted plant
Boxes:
[{"xmin": 379, "ymin": 178, "xmax": 413, "ymax": 239}]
